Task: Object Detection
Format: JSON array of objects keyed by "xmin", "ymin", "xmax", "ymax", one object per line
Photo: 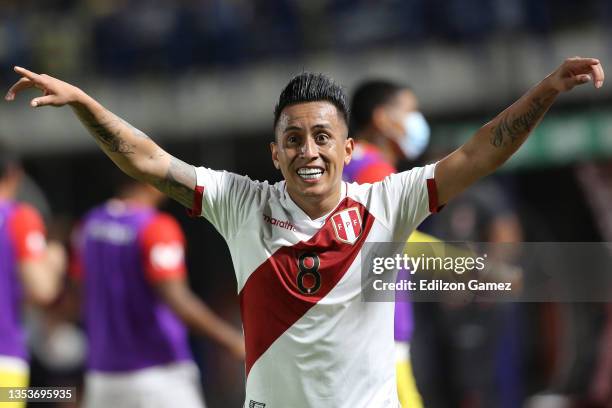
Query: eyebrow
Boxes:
[{"xmin": 282, "ymin": 123, "xmax": 333, "ymax": 134}]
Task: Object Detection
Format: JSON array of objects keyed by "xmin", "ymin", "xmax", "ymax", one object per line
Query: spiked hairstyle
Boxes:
[{"xmin": 274, "ymin": 73, "xmax": 349, "ymax": 130}]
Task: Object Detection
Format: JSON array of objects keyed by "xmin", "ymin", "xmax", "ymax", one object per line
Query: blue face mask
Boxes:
[{"xmin": 399, "ymin": 111, "xmax": 430, "ymax": 160}]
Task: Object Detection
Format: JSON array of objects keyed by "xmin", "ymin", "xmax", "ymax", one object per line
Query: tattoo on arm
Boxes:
[
  {"xmin": 86, "ymin": 119, "xmax": 135, "ymax": 154},
  {"xmin": 76, "ymin": 107, "xmax": 150, "ymax": 155},
  {"xmin": 73, "ymin": 105, "xmax": 195, "ymax": 207},
  {"xmin": 490, "ymin": 90, "xmax": 556, "ymax": 148},
  {"xmin": 153, "ymin": 157, "xmax": 196, "ymax": 208}
]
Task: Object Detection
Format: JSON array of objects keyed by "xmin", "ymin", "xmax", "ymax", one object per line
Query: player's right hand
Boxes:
[{"xmin": 5, "ymin": 66, "xmax": 83, "ymax": 108}]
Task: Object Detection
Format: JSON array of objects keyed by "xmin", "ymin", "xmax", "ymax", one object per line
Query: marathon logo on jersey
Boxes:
[
  {"xmin": 249, "ymin": 401, "xmax": 265, "ymax": 408},
  {"xmin": 263, "ymin": 214, "xmax": 297, "ymax": 232},
  {"xmin": 331, "ymin": 207, "xmax": 362, "ymax": 244}
]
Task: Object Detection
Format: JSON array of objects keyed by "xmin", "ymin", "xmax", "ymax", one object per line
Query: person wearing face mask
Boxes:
[
  {"xmin": 345, "ymin": 79, "xmax": 433, "ymax": 408},
  {"xmin": 345, "ymin": 80, "xmax": 430, "ymax": 184},
  {"xmin": 346, "ymin": 80, "xmax": 525, "ymax": 408}
]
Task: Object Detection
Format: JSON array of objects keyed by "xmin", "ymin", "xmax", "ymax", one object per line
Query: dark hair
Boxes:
[
  {"xmin": 349, "ymin": 80, "xmax": 411, "ymax": 135},
  {"xmin": 0, "ymin": 142, "xmax": 20, "ymax": 179},
  {"xmin": 274, "ymin": 73, "xmax": 349, "ymax": 129}
]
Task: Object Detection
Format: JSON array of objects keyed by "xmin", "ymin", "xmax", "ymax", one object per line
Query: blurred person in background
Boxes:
[
  {"xmin": 345, "ymin": 78, "xmax": 434, "ymax": 408},
  {"xmin": 412, "ymin": 173, "xmax": 524, "ymax": 408},
  {"xmin": 4, "ymin": 57, "xmax": 605, "ymax": 406},
  {"xmin": 346, "ymin": 79, "xmax": 523, "ymax": 407},
  {"xmin": 575, "ymin": 163, "xmax": 612, "ymax": 407},
  {"xmin": 71, "ymin": 175, "xmax": 244, "ymax": 408},
  {"xmin": 0, "ymin": 144, "xmax": 66, "ymax": 407}
]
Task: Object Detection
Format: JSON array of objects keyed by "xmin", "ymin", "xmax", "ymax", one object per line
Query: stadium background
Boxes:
[{"xmin": 1, "ymin": 0, "xmax": 612, "ymax": 406}]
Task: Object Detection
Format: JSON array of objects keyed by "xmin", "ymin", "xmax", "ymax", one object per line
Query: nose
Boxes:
[{"xmin": 299, "ymin": 137, "xmax": 319, "ymax": 159}]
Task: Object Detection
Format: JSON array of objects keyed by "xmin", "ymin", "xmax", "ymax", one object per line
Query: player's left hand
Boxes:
[{"xmin": 547, "ymin": 57, "xmax": 605, "ymax": 92}]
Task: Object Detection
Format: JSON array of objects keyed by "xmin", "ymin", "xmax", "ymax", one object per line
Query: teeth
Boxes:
[
  {"xmin": 300, "ymin": 173, "xmax": 322, "ymax": 180},
  {"xmin": 297, "ymin": 168, "xmax": 323, "ymax": 175},
  {"xmin": 297, "ymin": 168, "xmax": 323, "ymax": 180}
]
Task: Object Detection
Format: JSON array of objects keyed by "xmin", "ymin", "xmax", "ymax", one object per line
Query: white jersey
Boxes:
[{"xmin": 192, "ymin": 163, "xmax": 438, "ymax": 408}]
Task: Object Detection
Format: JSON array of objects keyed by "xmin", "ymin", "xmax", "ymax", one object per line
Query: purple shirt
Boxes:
[
  {"xmin": 79, "ymin": 203, "xmax": 192, "ymax": 372},
  {"xmin": 0, "ymin": 201, "xmax": 26, "ymax": 360}
]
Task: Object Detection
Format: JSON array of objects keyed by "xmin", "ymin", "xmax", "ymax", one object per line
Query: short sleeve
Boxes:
[
  {"xmin": 190, "ymin": 167, "xmax": 264, "ymax": 239},
  {"xmin": 8, "ymin": 204, "xmax": 47, "ymax": 262},
  {"xmin": 140, "ymin": 214, "xmax": 187, "ymax": 284},
  {"xmin": 376, "ymin": 163, "xmax": 439, "ymax": 241}
]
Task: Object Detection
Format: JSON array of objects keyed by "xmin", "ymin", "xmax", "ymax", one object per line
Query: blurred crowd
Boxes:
[{"xmin": 0, "ymin": 0, "xmax": 611, "ymax": 80}]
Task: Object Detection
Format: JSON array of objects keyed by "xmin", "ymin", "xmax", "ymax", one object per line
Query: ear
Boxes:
[
  {"xmin": 270, "ymin": 141, "xmax": 280, "ymax": 170},
  {"xmin": 344, "ymin": 137, "xmax": 355, "ymax": 165}
]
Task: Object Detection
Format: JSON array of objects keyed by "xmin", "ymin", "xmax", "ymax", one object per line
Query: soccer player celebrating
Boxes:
[
  {"xmin": 6, "ymin": 57, "xmax": 604, "ymax": 407},
  {"xmin": 0, "ymin": 146, "xmax": 66, "ymax": 407},
  {"xmin": 71, "ymin": 177, "xmax": 244, "ymax": 408}
]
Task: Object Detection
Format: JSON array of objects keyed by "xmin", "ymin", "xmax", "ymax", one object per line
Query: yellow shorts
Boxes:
[
  {"xmin": 0, "ymin": 356, "xmax": 29, "ymax": 408},
  {"xmin": 397, "ymin": 358, "xmax": 423, "ymax": 408},
  {"xmin": 396, "ymin": 342, "xmax": 423, "ymax": 408}
]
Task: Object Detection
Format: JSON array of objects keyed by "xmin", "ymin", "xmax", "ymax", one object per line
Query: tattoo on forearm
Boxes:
[
  {"xmin": 153, "ymin": 157, "xmax": 195, "ymax": 208},
  {"xmin": 86, "ymin": 119, "xmax": 136, "ymax": 154},
  {"xmin": 76, "ymin": 107, "xmax": 149, "ymax": 155},
  {"xmin": 490, "ymin": 91, "xmax": 555, "ymax": 148},
  {"xmin": 74, "ymin": 105, "xmax": 194, "ymax": 207}
]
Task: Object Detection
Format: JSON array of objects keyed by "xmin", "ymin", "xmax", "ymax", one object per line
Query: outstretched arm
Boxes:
[
  {"xmin": 435, "ymin": 57, "xmax": 605, "ymax": 205},
  {"xmin": 5, "ymin": 67, "xmax": 195, "ymax": 208}
]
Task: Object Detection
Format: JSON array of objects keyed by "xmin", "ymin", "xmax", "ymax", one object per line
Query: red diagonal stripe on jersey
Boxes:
[{"xmin": 239, "ymin": 197, "xmax": 375, "ymax": 377}]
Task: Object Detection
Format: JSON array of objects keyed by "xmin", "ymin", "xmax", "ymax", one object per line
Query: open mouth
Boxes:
[{"xmin": 296, "ymin": 167, "xmax": 325, "ymax": 181}]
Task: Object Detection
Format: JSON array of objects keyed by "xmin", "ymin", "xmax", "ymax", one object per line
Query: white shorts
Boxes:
[{"xmin": 84, "ymin": 361, "xmax": 206, "ymax": 408}]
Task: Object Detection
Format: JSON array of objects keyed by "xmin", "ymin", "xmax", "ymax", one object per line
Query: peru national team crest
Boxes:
[{"xmin": 331, "ymin": 207, "xmax": 362, "ymax": 244}]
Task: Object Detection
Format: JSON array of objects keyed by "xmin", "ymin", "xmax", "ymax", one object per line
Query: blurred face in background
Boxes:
[
  {"xmin": 271, "ymin": 101, "xmax": 353, "ymax": 210},
  {"xmin": 0, "ymin": 163, "xmax": 23, "ymax": 199},
  {"xmin": 378, "ymin": 89, "xmax": 430, "ymax": 160}
]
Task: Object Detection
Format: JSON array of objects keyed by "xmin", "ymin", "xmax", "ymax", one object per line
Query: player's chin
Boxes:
[
  {"xmin": 298, "ymin": 183, "xmax": 326, "ymax": 196},
  {"xmin": 295, "ymin": 176, "xmax": 330, "ymax": 195}
]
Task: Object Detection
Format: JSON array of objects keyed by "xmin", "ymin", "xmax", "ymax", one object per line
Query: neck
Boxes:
[
  {"xmin": 358, "ymin": 131, "xmax": 399, "ymax": 167},
  {"xmin": 288, "ymin": 183, "xmax": 343, "ymax": 220}
]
